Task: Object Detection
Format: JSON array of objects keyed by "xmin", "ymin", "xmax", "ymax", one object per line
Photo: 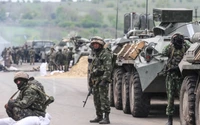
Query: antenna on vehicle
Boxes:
[
  {"xmin": 115, "ymin": 0, "xmax": 119, "ymax": 39},
  {"xmin": 145, "ymin": 0, "xmax": 149, "ymax": 32},
  {"xmin": 194, "ymin": 6, "xmax": 198, "ymax": 22}
]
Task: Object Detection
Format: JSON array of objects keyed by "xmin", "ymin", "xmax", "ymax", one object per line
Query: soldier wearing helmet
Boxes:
[
  {"xmin": 162, "ymin": 33, "xmax": 190, "ymax": 125},
  {"xmin": 4, "ymin": 72, "xmax": 47, "ymax": 121},
  {"xmin": 89, "ymin": 36, "xmax": 112, "ymax": 124},
  {"xmin": 29, "ymin": 47, "xmax": 35, "ymax": 65},
  {"xmin": 48, "ymin": 47, "xmax": 57, "ymax": 71}
]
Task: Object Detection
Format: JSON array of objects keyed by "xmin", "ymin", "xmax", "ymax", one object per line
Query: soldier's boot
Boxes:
[
  {"xmin": 166, "ymin": 115, "xmax": 173, "ymax": 125},
  {"xmin": 90, "ymin": 115, "xmax": 103, "ymax": 123},
  {"xmin": 99, "ymin": 113, "xmax": 110, "ymax": 124}
]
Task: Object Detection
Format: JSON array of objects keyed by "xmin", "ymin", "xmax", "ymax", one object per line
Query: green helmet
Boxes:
[
  {"xmin": 91, "ymin": 36, "xmax": 105, "ymax": 46},
  {"xmin": 14, "ymin": 72, "xmax": 29, "ymax": 83}
]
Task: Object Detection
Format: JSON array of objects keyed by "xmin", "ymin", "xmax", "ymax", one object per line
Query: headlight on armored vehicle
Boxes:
[{"xmin": 190, "ymin": 32, "xmax": 200, "ymax": 43}]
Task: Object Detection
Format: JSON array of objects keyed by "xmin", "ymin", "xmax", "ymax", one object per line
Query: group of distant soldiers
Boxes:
[
  {"xmin": 1, "ymin": 46, "xmax": 30, "ymax": 68},
  {"xmin": 47, "ymin": 46, "xmax": 73, "ymax": 72},
  {"xmin": 1, "ymin": 45, "xmax": 74, "ymax": 72}
]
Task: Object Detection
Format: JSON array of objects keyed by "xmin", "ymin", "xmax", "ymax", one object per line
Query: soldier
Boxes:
[
  {"xmin": 55, "ymin": 48, "xmax": 65, "ymax": 70},
  {"xmin": 162, "ymin": 33, "xmax": 190, "ymax": 125},
  {"xmin": 89, "ymin": 36, "xmax": 112, "ymax": 124},
  {"xmin": 4, "ymin": 48, "xmax": 12, "ymax": 68},
  {"xmin": 4, "ymin": 72, "xmax": 47, "ymax": 121},
  {"xmin": 67, "ymin": 47, "xmax": 74, "ymax": 68},
  {"xmin": 62, "ymin": 46, "xmax": 69, "ymax": 72},
  {"xmin": 48, "ymin": 47, "xmax": 57, "ymax": 71},
  {"xmin": 29, "ymin": 48, "xmax": 35, "ymax": 65}
]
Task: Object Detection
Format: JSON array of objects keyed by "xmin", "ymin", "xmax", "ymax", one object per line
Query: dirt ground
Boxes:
[{"xmin": 46, "ymin": 56, "xmax": 88, "ymax": 78}]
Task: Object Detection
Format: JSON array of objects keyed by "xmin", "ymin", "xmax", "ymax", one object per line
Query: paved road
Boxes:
[{"xmin": 0, "ymin": 63, "xmax": 180, "ymax": 125}]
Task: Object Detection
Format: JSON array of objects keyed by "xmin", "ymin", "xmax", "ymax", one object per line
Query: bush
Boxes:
[
  {"xmin": 19, "ymin": 19, "xmax": 49, "ymax": 27},
  {"xmin": 106, "ymin": 2, "xmax": 114, "ymax": 8}
]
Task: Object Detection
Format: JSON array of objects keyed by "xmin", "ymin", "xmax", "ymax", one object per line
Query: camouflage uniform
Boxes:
[
  {"xmin": 62, "ymin": 47, "xmax": 68, "ymax": 72},
  {"xmin": 89, "ymin": 36, "xmax": 112, "ymax": 124},
  {"xmin": 56, "ymin": 49, "xmax": 65, "ymax": 70},
  {"xmin": 29, "ymin": 48, "xmax": 35, "ymax": 65},
  {"xmin": 49, "ymin": 48, "xmax": 57, "ymax": 71},
  {"xmin": 162, "ymin": 33, "xmax": 190, "ymax": 124},
  {"xmin": 5, "ymin": 72, "xmax": 47, "ymax": 121}
]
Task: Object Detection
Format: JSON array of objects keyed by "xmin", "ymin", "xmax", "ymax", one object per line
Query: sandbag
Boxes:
[{"xmin": 0, "ymin": 113, "xmax": 51, "ymax": 125}]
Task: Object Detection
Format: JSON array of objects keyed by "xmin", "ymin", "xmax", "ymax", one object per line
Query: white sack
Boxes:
[
  {"xmin": 0, "ymin": 113, "xmax": 51, "ymax": 125},
  {"xmin": 40, "ymin": 62, "xmax": 47, "ymax": 76}
]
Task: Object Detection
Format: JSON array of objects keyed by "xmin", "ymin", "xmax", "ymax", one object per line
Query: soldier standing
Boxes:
[
  {"xmin": 67, "ymin": 47, "xmax": 73, "ymax": 68},
  {"xmin": 89, "ymin": 36, "xmax": 112, "ymax": 124},
  {"xmin": 29, "ymin": 48, "xmax": 35, "ymax": 65},
  {"xmin": 49, "ymin": 47, "xmax": 57, "ymax": 71},
  {"xmin": 62, "ymin": 46, "xmax": 68, "ymax": 72},
  {"xmin": 162, "ymin": 33, "xmax": 190, "ymax": 125},
  {"xmin": 55, "ymin": 48, "xmax": 65, "ymax": 70},
  {"xmin": 4, "ymin": 72, "xmax": 47, "ymax": 121},
  {"xmin": 4, "ymin": 48, "xmax": 12, "ymax": 68}
]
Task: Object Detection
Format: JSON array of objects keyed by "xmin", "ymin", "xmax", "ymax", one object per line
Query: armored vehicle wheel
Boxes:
[
  {"xmin": 195, "ymin": 83, "xmax": 200, "ymax": 125},
  {"xmin": 108, "ymin": 82, "xmax": 114, "ymax": 107},
  {"xmin": 122, "ymin": 72, "xmax": 131, "ymax": 114},
  {"xmin": 113, "ymin": 68, "xmax": 124, "ymax": 110},
  {"xmin": 180, "ymin": 76, "xmax": 196, "ymax": 125},
  {"xmin": 129, "ymin": 72, "xmax": 150, "ymax": 117}
]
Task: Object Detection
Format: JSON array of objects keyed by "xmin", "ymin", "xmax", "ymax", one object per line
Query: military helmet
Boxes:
[
  {"xmin": 14, "ymin": 72, "xmax": 29, "ymax": 83},
  {"xmin": 171, "ymin": 32, "xmax": 184, "ymax": 45},
  {"xmin": 51, "ymin": 47, "xmax": 55, "ymax": 50},
  {"xmin": 91, "ymin": 36, "xmax": 105, "ymax": 46}
]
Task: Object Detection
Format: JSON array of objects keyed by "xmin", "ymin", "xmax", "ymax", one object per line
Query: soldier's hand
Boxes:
[
  {"xmin": 99, "ymin": 80, "xmax": 107, "ymax": 86},
  {"xmin": 8, "ymin": 99, "xmax": 16, "ymax": 109}
]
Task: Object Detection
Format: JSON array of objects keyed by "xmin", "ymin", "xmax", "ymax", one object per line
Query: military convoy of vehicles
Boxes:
[
  {"xmin": 56, "ymin": 36, "xmax": 91, "ymax": 65},
  {"xmin": 25, "ymin": 40, "xmax": 55, "ymax": 62},
  {"xmin": 102, "ymin": 8, "xmax": 200, "ymax": 125}
]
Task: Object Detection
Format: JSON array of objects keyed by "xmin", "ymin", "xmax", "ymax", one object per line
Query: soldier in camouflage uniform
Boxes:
[
  {"xmin": 56, "ymin": 48, "xmax": 65, "ymax": 70},
  {"xmin": 89, "ymin": 36, "xmax": 112, "ymax": 124},
  {"xmin": 29, "ymin": 48, "xmax": 35, "ymax": 65},
  {"xmin": 4, "ymin": 72, "xmax": 47, "ymax": 121},
  {"xmin": 62, "ymin": 46, "xmax": 69, "ymax": 72},
  {"xmin": 162, "ymin": 33, "xmax": 190, "ymax": 125},
  {"xmin": 49, "ymin": 47, "xmax": 57, "ymax": 71}
]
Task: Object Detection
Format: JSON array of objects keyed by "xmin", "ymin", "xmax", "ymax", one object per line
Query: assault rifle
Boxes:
[
  {"xmin": 157, "ymin": 66, "xmax": 179, "ymax": 76},
  {"xmin": 83, "ymin": 88, "xmax": 92, "ymax": 107}
]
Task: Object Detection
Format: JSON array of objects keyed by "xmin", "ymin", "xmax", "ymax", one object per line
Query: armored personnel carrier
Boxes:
[
  {"xmin": 179, "ymin": 32, "xmax": 200, "ymax": 125},
  {"xmin": 109, "ymin": 8, "xmax": 200, "ymax": 118}
]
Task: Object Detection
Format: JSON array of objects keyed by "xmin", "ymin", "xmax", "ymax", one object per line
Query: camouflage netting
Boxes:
[{"xmin": 47, "ymin": 56, "xmax": 88, "ymax": 78}]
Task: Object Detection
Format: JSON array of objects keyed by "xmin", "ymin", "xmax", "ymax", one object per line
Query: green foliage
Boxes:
[
  {"xmin": 0, "ymin": 9, "xmax": 6, "ymax": 21},
  {"xmin": 58, "ymin": 21, "xmax": 75, "ymax": 28},
  {"xmin": 22, "ymin": 11, "xmax": 38, "ymax": 19},
  {"xmin": 19, "ymin": 19, "xmax": 50, "ymax": 27},
  {"xmin": 106, "ymin": 2, "xmax": 114, "ymax": 8}
]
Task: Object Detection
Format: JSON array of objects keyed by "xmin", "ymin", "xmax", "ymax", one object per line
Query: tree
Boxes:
[{"xmin": 0, "ymin": 9, "xmax": 6, "ymax": 21}]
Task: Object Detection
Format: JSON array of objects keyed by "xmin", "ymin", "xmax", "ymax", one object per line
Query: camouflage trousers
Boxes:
[
  {"xmin": 93, "ymin": 83, "xmax": 110, "ymax": 117},
  {"xmin": 30, "ymin": 57, "xmax": 35, "ymax": 65},
  {"xmin": 165, "ymin": 72, "xmax": 182, "ymax": 116},
  {"xmin": 6, "ymin": 107, "xmax": 36, "ymax": 121}
]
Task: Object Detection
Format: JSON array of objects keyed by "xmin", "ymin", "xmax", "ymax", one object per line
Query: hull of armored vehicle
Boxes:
[{"xmin": 109, "ymin": 8, "xmax": 200, "ymax": 118}]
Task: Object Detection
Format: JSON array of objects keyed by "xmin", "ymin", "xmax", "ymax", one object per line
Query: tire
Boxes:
[
  {"xmin": 122, "ymin": 72, "xmax": 131, "ymax": 114},
  {"xmin": 180, "ymin": 76, "xmax": 197, "ymax": 125},
  {"xmin": 129, "ymin": 72, "xmax": 150, "ymax": 117},
  {"xmin": 113, "ymin": 68, "xmax": 124, "ymax": 110},
  {"xmin": 109, "ymin": 82, "xmax": 114, "ymax": 107},
  {"xmin": 195, "ymin": 83, "xmax": 200, "ymax": 125}
]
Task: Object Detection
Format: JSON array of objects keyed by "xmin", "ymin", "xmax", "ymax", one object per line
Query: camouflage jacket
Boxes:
[
  {"xmin": 162, "ymin": 42, "xmax": 190, "ymax": 70},
  {"xmin": 90, "ymin": 48, "xmax": 113, "ymax": 84},
  {"xmin": 49, "ymin": 51, "xmax": 56, "ymax": 61},
  {"xmin": 13, "ymin": 82, "xmax": 47, "ymax": 117},
  {"xmin": 29, "ymin": 49, "xmax": 35, "ymax": 57}
]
